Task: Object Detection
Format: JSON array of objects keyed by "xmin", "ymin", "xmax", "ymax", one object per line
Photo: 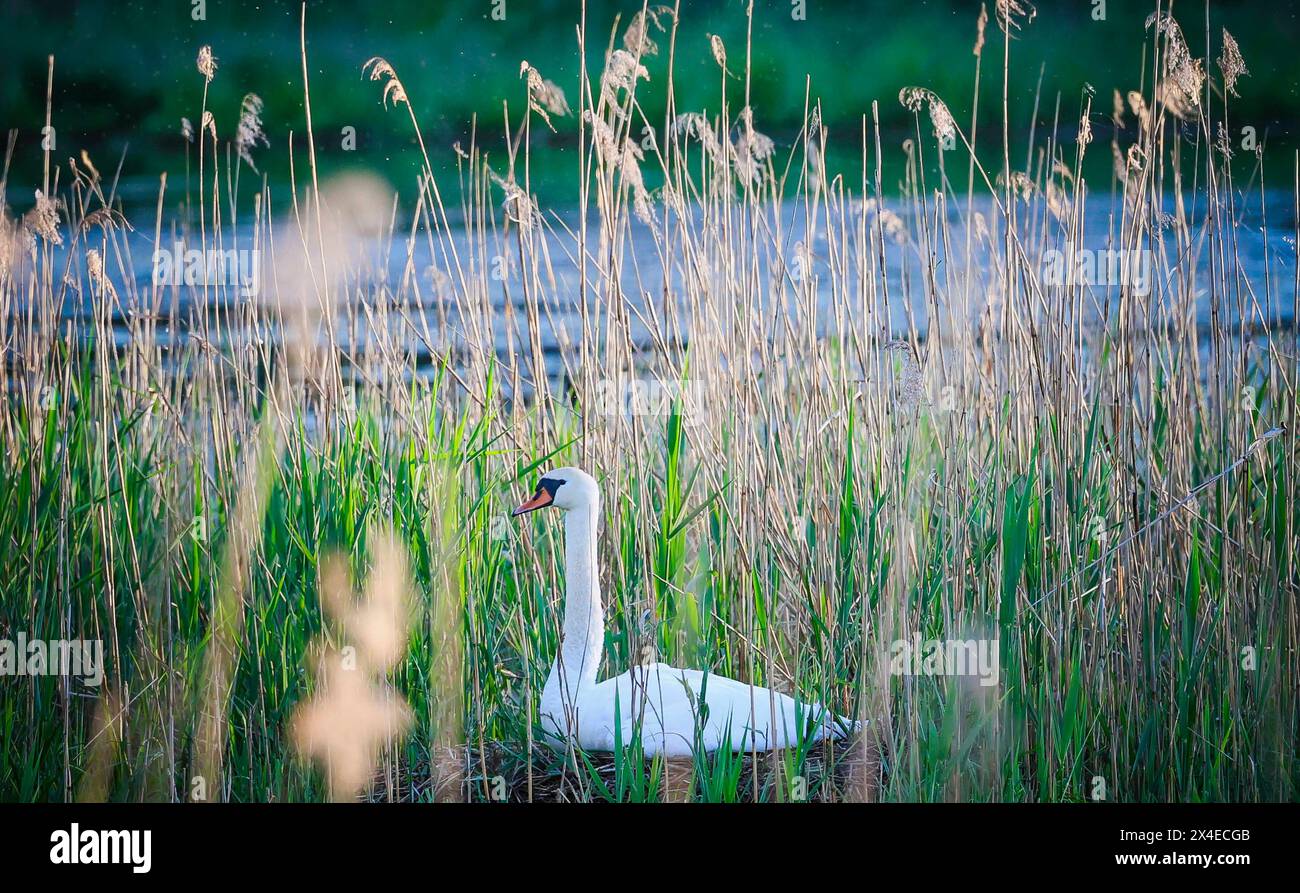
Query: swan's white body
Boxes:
[{"xmin": 521, "ymin": 467, "xmax": 858, "ymax": 757}]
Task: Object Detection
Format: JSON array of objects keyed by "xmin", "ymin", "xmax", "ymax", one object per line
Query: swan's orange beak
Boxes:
[{"xmin": 512, "ymin": 487, "xmax": 553, "ymax": 516}]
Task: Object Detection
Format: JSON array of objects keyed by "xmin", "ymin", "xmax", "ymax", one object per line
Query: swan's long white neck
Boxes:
[{"xmin": 544, "ymin": 495, "xmax": 603, "ymax": 713}]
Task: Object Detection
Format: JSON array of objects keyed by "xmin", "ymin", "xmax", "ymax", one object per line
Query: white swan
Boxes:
[{"xmin": 513, "ymin": 466, "xmax": 859, "ymax": 757}]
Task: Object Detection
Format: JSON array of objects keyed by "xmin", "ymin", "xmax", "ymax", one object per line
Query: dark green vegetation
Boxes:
[{"xmin": 2, "ymin": 0, "xmax": 1298, "ymax": 203}]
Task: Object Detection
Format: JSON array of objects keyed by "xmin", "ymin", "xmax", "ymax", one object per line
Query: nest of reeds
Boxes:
[{"xmin": 366, "ymin": 740, "xmax": 883, "ymax": 803}]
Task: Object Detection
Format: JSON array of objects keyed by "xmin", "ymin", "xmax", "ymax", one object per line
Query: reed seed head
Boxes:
[
  {"xmin": 363, "ymin": 57, "xmax": 409, "ymax": 109},
  {"xmin": 235, "ymin": 93, "xmax": 269, "ymax": 172},
  {"xmin": 1218, "ymin": 29, "xmax": 1248, "ymax": 98},
  {"xmin": 863, "ymin": 198, "xmax": 908, "ymax": 245},
  {"xmin": 196, "ymin": 45, "xmax": 217, "ymax": 82},
  {"xmin": 624, "ymin": 6, "xmax": 673, "ymax": 58},
  {"xmin": 671, "ymin": 112, "xmax": 724, "ymax": 166},
  {"xmin": 899, "ymin": 87, "xmax": 956, "ymax": 148},
  {"xmin": 1146, "ymin": 13, "xmax": 1204, "ymax": 108},
  {"xmin": 709, "ymin": 33, "xmax": 727, "ymax": 71},
  {"xmin": 24, "ymin": 190, "xmax": 61, "ymax": 246},
  {"xmin": 602, "ymin": 48, "xmax": 649, "ymax": 95},
  {"xmin": 995, "ymin": 0, "xmax": 1035, "ymax": 35},
  {"xmin": 519, "ymin": 61, "xmax": 570, "ymax": 131},
  {"xmin": 584, "ymin": 110, "xmax": 653, "ymax": 225},
  {"xmin": 732, "ymin": 108, "xmax": 775, "ymax": 186},
  {"xmin": 86, "ymin": 249, "xmax": 117, "ymax": 301}
]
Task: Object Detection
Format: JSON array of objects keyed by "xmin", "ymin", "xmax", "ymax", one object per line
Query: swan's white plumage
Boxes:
[
  {"xmin": 550, "ymin": 662, "xmax": 856, "ymax": 757},
  {"xmin": 520, "ymin": 467, "xmax": 859, "ymax": 757}
]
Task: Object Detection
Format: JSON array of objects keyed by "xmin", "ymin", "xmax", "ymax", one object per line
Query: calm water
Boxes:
[{"xmin": 29, "ymin": 191, "xmax": 1300, "ymax": 388}]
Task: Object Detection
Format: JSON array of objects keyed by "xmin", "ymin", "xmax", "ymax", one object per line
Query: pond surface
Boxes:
[{"xmin": 26, "ymin": 190, "xmax": 1300, "ymax": 389}]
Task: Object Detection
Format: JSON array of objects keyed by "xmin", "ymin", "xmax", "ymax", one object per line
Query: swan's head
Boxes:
[{"xmin": 512, "ymin": 466, "xmax": 599, "ymax": 516}]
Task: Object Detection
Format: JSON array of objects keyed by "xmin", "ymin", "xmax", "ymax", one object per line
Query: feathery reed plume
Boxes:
[
  {"xmin": 1077, "ymin": 110, "xmax": 1093, "ymax": 148},
  {"xmin": 488, "ymin": 168, "xmax": 541, "ymax": 231},
  {"xmin": 519, "ymin": 61, "xmax": 571, "ymax": 131},
  {"xmin": 86, "ymin": 248, "xmax": 117, "ymax": 301},
  {"xmin": 899, "ymin": 87, "xmax": 956, "ymax": 147},
  {"xmin": 181, "ymin": 117, "xmax": 194, "ymax": 142},
  {"xmin": 600, "ymin": 48, "xmax": 649, "ymax": 115},
  {"xmin": 862, "ymin": 198, "xmax": 908, "ymax": 245},
  {"xmin": 671, "ymin": 112, "xmax": 724, "ymax": 165},
  {"xmin": 200, "ymin": 110, "xmax": 217, "ymax": 140},
  {"xmin": 353, "ymin": 531, "xmax": 415, "ymax": 677},
  {"xmin": 806, "ymin": 139, "xmax": 827, "ymax": 195},
  {"xmin": 1218, "ymin": 29, "xmax": 1248, "ymax": 98},
  {"xmin": 196, "ymin": 45, "xmax": 217, "ymax": 82},
  {"xmin": 362, "ymin": 56, "xmax": 409, "ymax": 108},
  {"xmin": 585, "ymin": 109, "xmax": 654, "ymax": 224},
  {"xmin": 973, "ymin": 3, "xmax": 988, "ymax": 56},
  {"xmin": 882, "ymin": 340, "xmax": 924, "ymax": 411},
  {"xmin": 80, "ymin": 207, "xmax": 132, "ymax": 234},
  {"xmin": 291, "ymin": 651, "xmax": 414, "ymax": 801},
  {"xmin": 1044, "ymin": 177, "xmax": 1069, "ymax": 221},
  {"xmin": 1156, "ymin": 80, "xmax": 1199, "ymax": 120},
  {"xmin": 807, "ymin": 105, "xmax": 823, "ymax": 144},
  {"xmin": 0, "ymin": 212, "xmax": 16, "ymax": 281},
  {"xmin": 235, "ymin": 93, "xmax": 269, "ymax": 172},
  {"xmin": 997, "ymin": 169, "xmax": 1036, "ymax": 201},
  {"xmin": 23, "ymin": 189, "xmax": 61, "ymax": 246},
  {"xmin": 78, "ymin": 149, "xmax": 101, "ymax": 183},
  {"xmin": 291, "ymin": 528, "xmax": 415, "ymax": 801},
  {"xmin": 1215, "ymin": 121, "xmax": 1236, "ymax": 160},
  {"xmin": 1146, "ymin": 12, "xmax": 1204, "ymax": 109},
  {"xmin": 1044, "ymin": 179, "xmax": 1069, "ymax": 223},
  {"xmin": 995, "ymin": 0, "xmax": 1035, "ymax": 35},
  {"xmin": 1127, "ymin": 90, "xmax": 1152, "ymax": 133},
  {"xmin": 708, "ymin": 33, "xmax": 728, "ymax": 73},
  {"xmin": 732, "ymin": 107, "xmax": 775, "ymax": 185},
  {"xmin": 624, "ymin": 5, "xmax": 675, "ymax": 58},
  {"xmin": 1111, "ymin": 139, "xmax": 1127, "ymax": 183}
]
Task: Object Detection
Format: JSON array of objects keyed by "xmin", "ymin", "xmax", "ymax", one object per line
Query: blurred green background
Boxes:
[{"xmin": 1, "ymin": 0, "xmax": 1297, "ymax": 206}]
